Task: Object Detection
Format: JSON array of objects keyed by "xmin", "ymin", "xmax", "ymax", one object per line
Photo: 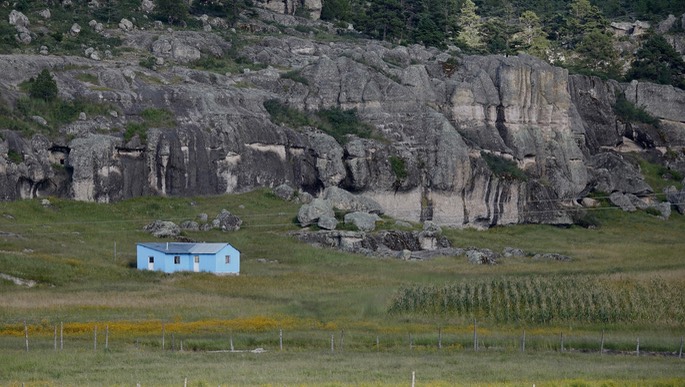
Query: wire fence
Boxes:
[{"xmin": 3, "ymin": 321, "xmax": 684, "ymax": 358}]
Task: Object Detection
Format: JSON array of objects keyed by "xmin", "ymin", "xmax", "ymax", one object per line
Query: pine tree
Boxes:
[
  {"xmin": 29, "ymin": 69, "xmax": 58, "ymax": 102},
  {"xmin": 456, "ymin": 0, "xmax": 484, "ymax": 51}
]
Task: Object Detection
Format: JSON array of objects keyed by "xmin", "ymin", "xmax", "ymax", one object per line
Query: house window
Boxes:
[
  {"xmin": 225, "ymin": 255, "xmax": 230, "ymax": 264},
  {"xmin": 174, "ymin": 256, "xmax": 181, "ymax": 264},
  {"xmin": 148, "ymin": 257, "xmax": 154, "ymax": 263}
]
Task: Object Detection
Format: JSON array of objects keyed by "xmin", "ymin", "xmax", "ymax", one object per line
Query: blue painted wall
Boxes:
[{"xmin": 136, "ymin": 244, "xmax": 240, "ymax": 274}]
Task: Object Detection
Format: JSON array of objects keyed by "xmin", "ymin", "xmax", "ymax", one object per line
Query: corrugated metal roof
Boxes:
[{"xmin": 138, "ymin": 242, "xmax": 231, "ymax": 254}]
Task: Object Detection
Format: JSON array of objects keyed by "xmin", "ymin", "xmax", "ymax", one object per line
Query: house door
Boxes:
[
  {"xmin": 193, "ymin": 256, "xmax": 200, "ymax": 272},
  {"xmin": 148, "ymin": 257, "xmax": 154, "ymax": 270}
]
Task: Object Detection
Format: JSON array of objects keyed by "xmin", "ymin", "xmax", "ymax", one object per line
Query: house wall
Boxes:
[{"xmin": 215, "ymin": 245, "xmax": 240, "ymax": 274}]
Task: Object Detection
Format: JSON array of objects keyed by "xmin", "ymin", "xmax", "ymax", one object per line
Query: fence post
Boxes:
[
  {"xmin": 340, "ymin": 330, "xmax": 345, "ymax": 352},
  {"xmin": 521, "ymin": 329, "xmax": 526, "ymax": 353},
  {"xmin": 230, "ymin": 335, "xmax": 234, "ymax": 352},
  {"xmin": 161, "ymin": 323, "xmax": 165, "ymax": 351},
  {"xmin": 636, "ymin": 337, "xmax": 640, "ymax": 356},
  {"xmin": 438, "ymin": 327, "xmax": 442, "ymax": 350},
  {"xmin": 24, "ymin": 321, "xmax": 28, "ymax": 352},
  {"xmin": 560, "ymin": 332, "xmax": 564, "ymax": 352},
  {"xmin": 411, "ymin": 371, "xmax": 415, "ymax": 387},
  {"xmin": 331, "ymin": 334, "xmax": 334, "ymax": 353},
  {"xmin": 376, "ymin": 336, "xmax": 380, "ymax": 352},
  {"xmin": 600, "ymin": 330, "xmax": 605, "ymax": 355},
  {"xmin": 279, "ymin": 329, "xmax": 283, "ymax": 351},
  {"xmin": 473, "ymin": 319, "xmax": 478, "ymax": 351},
  {"xmin": 94, "ymin": 326, "xmax": 97, "ymax": 351},
  {"xmin": 106, "ymin": 325, "xmax": 109, "ymax": 350},
  {"xmin": 54, "ymin": 326, "xmax": 57, "ymax": 351},
  {"xmin": 679, "ymin": 337, "xmax": 683, "ymax": 359},
  {"xmin": 60, "ymin": 322, "xmax": 63, "ymax": 350},
  {"xmin": 172, "ymin": 333, "xmax": 175, "ymax": 351}
]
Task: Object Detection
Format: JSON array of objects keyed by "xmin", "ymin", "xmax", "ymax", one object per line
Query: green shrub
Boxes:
[
  {"xmin": 481, "ymin": 151, "xmax": 527, "ymax": 181},
  {"xmin": 29, "ymin": 70, "xmax": 58, "ymax": 102},
  {"xmin": 280, "ymin": 70, "xmax": 309, "ymax": 85},
  {"xmin": 7, "ymin": 149, "xmax": 23, "ymax": 164},
  {"xmin": 315, "ymin": 107, "xmax": 372, "ymax": 143},
  {"xmin": 124, "ymin": 122, "xmax": 148, "ymax": 142},
  {"xmin": 75, "ymin": 73, "xmax": 100, "ymax": 84},
  {"xmin": 139, "ymin": 57, "xmax": 157, "ymax": 70},
  {"xmin": 645, "ymin": 207, "xmax": 662, "ymax": 216},
  {"xmin": 613, "ymin": 93, "xmax": 659, "ymax": 126},
  {"xmin": 389, "ymin": 156, "xmax": 407, "ymax": 181},
  {"xmin": 263, "ymin": 99, "xmax": 311, "ymax": 128},
  {"xmin": 140, "ymin": 108, "xmax": 176, "ymax": 127}
]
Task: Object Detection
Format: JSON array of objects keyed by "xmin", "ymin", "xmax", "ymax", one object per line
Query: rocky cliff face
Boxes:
[{"xmin": 1, "ymin": 12, "xmax": 684, "ymax": 227}]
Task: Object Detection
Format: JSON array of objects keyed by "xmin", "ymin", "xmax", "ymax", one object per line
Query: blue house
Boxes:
[{"xmin": 136, "ymin": 242, "xmax": 240, "ymax": 275}]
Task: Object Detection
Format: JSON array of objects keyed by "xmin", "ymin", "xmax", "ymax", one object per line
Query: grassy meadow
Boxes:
[{"xmin": 0, "ymin": 190, "xmax": 684, "ymax": 385}]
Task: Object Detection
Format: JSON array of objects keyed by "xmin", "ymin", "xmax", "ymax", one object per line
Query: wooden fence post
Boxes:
[
  {"xmin": 521, "ymin": 329, "xmax": 526, "ymax": 353},
  {"xmin": 230, "ymin": 335, "xmax": 234, "ymax": 352},
  {"xmin": 473, "ymin": 319, "xmax": 478, "ymax": 351},
  {"xmin": 172, "ymin": 333, "xmax": 175, "ymax": 351},
  {"xmin": 600, "ymin": 330, "xmax": 605, "ymax": 355},
  {"xmin": 636, "ymin": 337, "xmax": 640, "ymax": 356},
  {"xmin": 560, "ymin": 332, "xmax": 564, "ymax": 352},
  {"xmin": 24, "ymin": 321, "xmax": 28, "ymax": 352},
  {"xmin": 438, "ymin": 327, "xmax": 442, "ymax": 350},
  {"xmin": 54, "ymin": 326, "xmax": 57, "ymax": 351},
  {"xmin": 279, "ymin": 329, "xmax": 283, "ymax": 351},
  {"xmin": 60, "ymin": 322, "xmax": 63, "ymax": 350},
  {"xmin": 331, "ymin": 334, "xmax": 334, "ymax": 353},
  {"xmin": 340, "ymin": 330, "xmax": 345, "ymax": 352},
  {"xmin": 376, "ymin": 336, "xmax": 380, "ymax": 352},
  {"xmin": 411, "ymin": 371, "xmax": 415, "ymax": 387},
  {"xmin": 105, "ymin": 325, "xmax": 109, "ymax": 350},
  {"xmin": 94, "ymin": 326, "xmax": 97, "ymax": 351},
  {"xmin": 161, "ymin": 323, "xmax": 165, "ymax": 351}
]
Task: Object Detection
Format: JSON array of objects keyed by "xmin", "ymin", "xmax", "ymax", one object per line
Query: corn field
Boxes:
[{"xmin": 388, "ymin": 275, "xmax": 685, "ymax": 325}]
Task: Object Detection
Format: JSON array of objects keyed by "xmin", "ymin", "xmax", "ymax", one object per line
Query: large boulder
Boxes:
[
  {"xmin": 297, "ymin": 198, "xmax": 334, "ymax": 226},
  {"xmin": 664, "ymin": 186, "xmax": 685, "ymax": 214},
  {"xmin": 322, "ymin": 186, "xmax": 383, "ymax": 214},
  {"xmin": 317, "ymin": 215, "xmax": 338, "ymax": 230},
  {"xmin": 609, "ymin": 192, "xmax": 637, "ymax": 212},
  {"xmin": 344, "ymin": 211, "xmax": 381, "ymax": 232},
  {"xmin": 273, "ymin": 183, "xmax": 296, "ymax": 201},
  {"xmin": 591, "ymin": 152, "xmax": 652, "ymax": 195},
  {"xmin": 9, "ymin": 10, "xmax": 29, "ymax": 27},
  {"xmin": 144, "ymin": 220, "xmax": 181, "ymax": 238},
  {"xmin": 214, "ymin": 209, "xmax": 242, "ymax": 231}
]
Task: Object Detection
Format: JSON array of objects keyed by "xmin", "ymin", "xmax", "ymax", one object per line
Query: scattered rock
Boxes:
[
  {"xmin": 197, "ymin": 213, "xmax": 208, "ymax": 222},
  {"xmin": 119, "ymin": 18, "xmax": 134, "ymax": 31},
  {"xmin": 9, "ymin": 10, "xmax": 29, "ymax": 27},
  {"xmin": 297, "ymin": 198, "xmax": 334, "ymax": 227},
  {"xmin": 38, "ymin": 9, "xmax": 51, "ymax": 19},
  {"xmin": 15, "ymin": 26, "xmax": 32, "ymax": 45},
  {"xmin": 31, "ymin": 115, "xmax": 47, "ymax": 126},
  {"xmin": 609, "ymin": 192, "xmax": 636, "ymax": 212},
  {"xmin": 649, "ymin": 202, "xmax": 671, "ymax": 220},
  {"xmin": 581, "ymin": 197, "xmax": 600, "ymax": 208},
  {"xmin": 143, "ymin": 220, "xmax": 181, "ymax": 238},
  {"xmin": 273, "ymin": 183, "xmax": 296, "ymax": 201},
  {"xmin": 502, "ymin": 247, "xmax": 525, "ymax": 257},
  {"xmin": 70, "ymin": 23, "xmax": 81, "ymax": 36},
  {"xmin": 41, "ymin": 198, "xmax": 50, "ymax": 207},
  {"xmin": 0, "ymin": 273, "xmax": 37, "ymax": 287},
  {"xmin": 78, "ymin": 112, "xmax": 87, "ymax": 121},
  {"xmin": 180, "ymin": 220, "xmax": 200, "ymax": 231},
  {"xmin": 39, "ymin": 46, "xmax": 48, "ymax": 55},
  {"xmin": 466, "ymin": 249, "xmax": 498, "ymax": 264},
  {"xmin": 317, "ymin": 215, "xmax": 338, "ymax": 230},
  {"xmin": 532, "ymin": 253, "xmax": 571, "ymax": 262},
  {"xmin": 664, "ymin": 186, "xmax": 685, "ymax": 214},
  {"xmin": 256, "ymin": 258, "xmax": 278, "ymax": 264},
  {"xmin": 344, "ymin": 211, "xmax": 381, "ymax": 232},
  {"xmin": 141, "ymin": 0, "xmax": 155, "ymax": 13},
  {"xmin": 626, "ymin": 193, "xmax": 648, "ymax": 210},
  {"xmin": 297, "ymin": 191, "xmax": 313, "ymax": 204},
  {"xmin": 214, "ymin": 209, "xmax": 242, "ymax": 231}
]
